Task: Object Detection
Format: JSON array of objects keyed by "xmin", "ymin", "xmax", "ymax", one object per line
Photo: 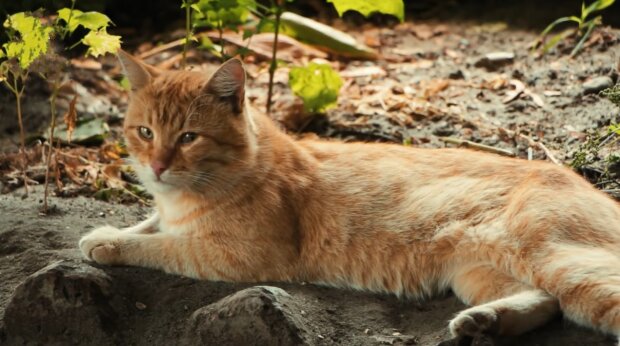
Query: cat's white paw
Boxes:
[
  {"xmin": 449, "ymin": 306, "xmax": 499, "ymax": 337},
  {"xmin": 79, "ymin": 226, "xmax": 123, "ymax": 265}
]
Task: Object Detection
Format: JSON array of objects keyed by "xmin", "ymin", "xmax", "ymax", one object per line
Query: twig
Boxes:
[
  {"xmin": 266, "ymin": 4, "xmax": 283, "ymax": 114},
  {"xmin": 43, "ymin": 79, "xmax": 63, "ymax": 213},
  {"xmin": 518, "ymin": 133, "xmax": 562, "ymax": 165},
  {"xmin": 439, "ymin": 137, "xmax": 516, "ymax": 157},
  {"xmin": 139, "ymin": 38, "xmax": 186, "ymax": 59}
]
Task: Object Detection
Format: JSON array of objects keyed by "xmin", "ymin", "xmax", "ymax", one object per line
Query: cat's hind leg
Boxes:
[
  {"xmin": 449, "ymin": 264, "xmax": 559, "ymax": 337},
  {"xmin": 525, "ymin": 244, "xmax": 620, "ymax": 339}
]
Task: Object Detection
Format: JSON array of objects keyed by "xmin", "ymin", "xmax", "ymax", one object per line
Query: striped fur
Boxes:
[{"xmin": 80, "ymin": 53, "xmax": 620, "ymax": 342}]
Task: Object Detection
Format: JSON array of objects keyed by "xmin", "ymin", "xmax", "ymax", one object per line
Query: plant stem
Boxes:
[
  {"xmin": 12, "ymin": 73, "xmax": 28, "ymax": 194},
  {"xmin": 182, "ymin": 0, "xmax": 191, "ymax": 68},
  {"xmin": 43, "ymin": 79, "xmax": 61, "ymax": 213},
  {"xmin": 218, "ymin": 23, "xmax": 225, "ymax": 60},
  {"xmin": 266, "ymin": 2, "xmax": 283, "ymax": 114},
  {"xmin": 61, "ymin": 0, "xmax": 77, "ymax": 40}
]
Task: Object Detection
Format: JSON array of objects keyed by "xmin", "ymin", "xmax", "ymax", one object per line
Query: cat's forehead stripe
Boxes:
[{"xmin": 148, "ymin": 72, "xmax": 205, "ymax": 126}]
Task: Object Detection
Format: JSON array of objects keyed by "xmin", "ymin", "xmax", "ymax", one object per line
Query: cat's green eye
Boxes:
[
  {"xmin": 138, "ymin": 126, "xmax": 153, "ymax": 140},
  {"xmin": 180, "ymin": 132, "xmax": 197, "ymax": 144}
]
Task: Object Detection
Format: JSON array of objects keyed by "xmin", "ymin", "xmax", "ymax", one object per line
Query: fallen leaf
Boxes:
[
  {"xmin": 70, "ymin": 58, "xmax": 102, "ymax": 70},
  {"xmin": 340, "ymin": 66, "xmax": 387, "ymax": 78},
  {"xmin": 502, "ymin": 79, "xmax": 525, "ymax": 103},
  {"xmin": 280, "ymin": 12, "xmax": 378, "ymax": 59},
  {"xmin": 64, "ymin": 94, "xmax": 78, "ymax": 143}
]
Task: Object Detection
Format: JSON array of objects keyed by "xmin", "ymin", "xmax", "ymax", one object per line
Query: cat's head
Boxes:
[{"xmin": 117, "ymin": 50, "xmax": 258, "ymax": 196}]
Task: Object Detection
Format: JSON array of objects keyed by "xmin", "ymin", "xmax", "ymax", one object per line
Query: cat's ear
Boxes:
[
  {"xmin": 203, "ymin": 58, "xmax": 246, "ymax": 113},
  {"xmin": 117, "ymin": 49, "xmax": 160, "ymax": 91}
]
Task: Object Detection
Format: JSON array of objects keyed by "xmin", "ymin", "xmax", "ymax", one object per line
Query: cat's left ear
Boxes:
[
  {"xmin": 203, "ymin": 58, "xmax": 246, "ymax": 114},
  {"xmin": 117, "ymin": 49, "xmax": 160, "ymax": 91}
]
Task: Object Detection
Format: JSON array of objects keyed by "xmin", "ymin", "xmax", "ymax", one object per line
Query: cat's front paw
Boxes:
[{"xmin": 79, "ymin": 226, "xmax": 123, "ymax": 265}]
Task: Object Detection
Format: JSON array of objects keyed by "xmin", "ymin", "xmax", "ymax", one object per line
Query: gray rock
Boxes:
[
  {"xmin": 3, "ymin": 260, "xmax": 123, "ymax": 345},
  {"xmin": 184, "ymin": 286, "xmax": 308, "ymax": 346},
  {"xmin": 583, "ymin": 76, "xmax": 614, "ymax": 94},
  {"xmin": 474, "ymin": 52, "xmax": 515, "ymax": 71}
]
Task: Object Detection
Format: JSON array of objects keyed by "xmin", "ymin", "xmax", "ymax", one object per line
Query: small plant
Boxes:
[
  {"xmin": 289, "ymin": 62, "xmax": 343, "ymax": 114},
  {"xmin": 0, "ymin": 4, "xmax": 120, "ymax": 211},
  {"xmin": 188, "ymin": 0, "xmax": 255, "ymax": 61},
  {"xmin": 0, "ymin": 12, "xmax": 54, "ymax": 195},
  {"xmin": 572, "ymin": 84, "xmax": 620, "ymax": 189},
  {"xmin": 536, "ymin": 0, "xmax": 615, "ymax": 57}
]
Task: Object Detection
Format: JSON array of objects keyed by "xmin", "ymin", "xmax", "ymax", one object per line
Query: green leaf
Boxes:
[
  {"xmin": 279, "ymin": 12, "xmax": 376, "ymax": 59},
  {"xmin": 289, "ymin": 62, "xmax": 343, "ymax": 114},
  {"xmin": 541, "ymin": 31, "xmax": 571, "ymax": 53},
  {"xmin": 2, "ymin": 12, "xmax": 53, "ymax": 69},
  {"xmin": 193, "ymin": 0, "xmax": 255, "ymax": 29},
  {"xmin": 74, "ymin": 12, "xmax": 112, "ymax": 31},
  {"xmin": 52, "ymin": 117, "xmax": 109, "ymax": 145},
  {"xmin": 57, "ymin": 8, "xmax": 83, "ymax": 33},
  {"xmin": 540, "ymin": 16, "xmax": 579, "ymax": 38},
  {"xmin": 58, "ymin": 9, "xmax": 112, "ymax": 33},
  {"xmin": 190, "ymin": 4, "xmax": 203, "ymax": 14},
  {"xmin": 326, "ymin": 0, "xmax": 404, "ymax": 22},
  {"xmin": 571, "ymin": 18, "xmax": 598, "ymax": 57},
  {"xmin": 82, "ymin": 30, "xmax": 121, "ymax": 57},
  {"xmin": 585, "ymin": 0, "xmax": 615, "ymax": 17}
]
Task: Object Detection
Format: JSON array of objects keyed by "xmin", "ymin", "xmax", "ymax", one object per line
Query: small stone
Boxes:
[
  {"xmin": 582, "ymin": 76, "xmax": 613, "ymax": 94},
  {"xmin": 135, "ymin": 302, "xmax": 147, "ymax": 310},
  {"xmin": 474, "ymin": 52, "xmax": 515, "ymax": 71},
  {"xmin": 184, "ymin": 286, "xmax": 308, "ymax": 346},
  {"xmin": 392, "ymin": 85, "xmax": 405, "ymax": 94},
  {"xmin": 448, "ymin": 70, "xmax": 465, "ymax": 80}
]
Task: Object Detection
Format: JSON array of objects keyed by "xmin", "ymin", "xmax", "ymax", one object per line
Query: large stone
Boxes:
[
  {"xmin": 184, "ymin": 286, "xmax": 308, "ymax": 346},
  {"xmin": 3, "ymin": 260, "xmax": 123, "ymax": 345}
]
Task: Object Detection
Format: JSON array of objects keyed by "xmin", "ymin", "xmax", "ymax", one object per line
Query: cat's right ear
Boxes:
[{"xmin": 117, "ymin": 49, "xmax": 159, "ymax": 91}]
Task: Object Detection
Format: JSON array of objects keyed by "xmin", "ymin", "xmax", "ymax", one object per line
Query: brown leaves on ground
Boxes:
[
  {"xmin": 0, "ymin": 143, "xmax": 147, "ymax": 204},
  {"xmin": 63, "ymin": 94, "xmax": 78, "ymax": 143}
]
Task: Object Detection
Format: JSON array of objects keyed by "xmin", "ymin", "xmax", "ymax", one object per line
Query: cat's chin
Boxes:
[{"xmin": 143, "ymin": 180, "xmax": 178, "ymax": 194}]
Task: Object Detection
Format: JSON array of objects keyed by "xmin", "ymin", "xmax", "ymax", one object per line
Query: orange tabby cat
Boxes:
[{"xmin": 80, "ymin": 50, "xmax": 620, "ymax": 342}]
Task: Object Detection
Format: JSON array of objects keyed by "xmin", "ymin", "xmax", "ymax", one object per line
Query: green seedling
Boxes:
[{"xmin": 537, "ymin": 0, "xmax": 615, "ymax": 57}]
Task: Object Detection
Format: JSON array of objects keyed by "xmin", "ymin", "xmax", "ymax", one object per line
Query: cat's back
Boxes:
[{"xmin": 292, "ymin": 139, "xmax": 598, "ymax": 236}]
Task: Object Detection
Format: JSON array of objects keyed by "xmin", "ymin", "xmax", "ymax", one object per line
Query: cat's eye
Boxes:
[
  {"xmin": 138, "ymin": 126, "xmax": 153, "ymax": 140},
  {"xmin": 180, "ymin": 132, "xmax": 197, "ymax": 144}
]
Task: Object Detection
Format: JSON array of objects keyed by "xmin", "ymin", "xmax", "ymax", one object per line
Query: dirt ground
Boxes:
[
  {"xmin": 0, "ymin": 187, "xmax": 616, "ymax": 346},
  {"xmin": 2, "ymin": 2, "xmax": 620, "ymax": 345}
]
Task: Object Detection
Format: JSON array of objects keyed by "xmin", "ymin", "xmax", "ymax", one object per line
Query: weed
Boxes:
[{"xmin": 536, "ymin": 0, "xmax": 615, "ymax": 57}]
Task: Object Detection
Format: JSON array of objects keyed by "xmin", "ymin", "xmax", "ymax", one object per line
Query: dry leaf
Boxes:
[
  {"xmin": 420, "ymin": 79, "xmax": 451, "ymax": 99},
  {"xmin": 502, "ymin": 79, "xmax": 525, "ymax": 103},
  {"xmin": 340, "ymin": 66, "xmax": 387, "ymax": 78},
  {"xmin": 64, "ymin": 94, "xmax": 78, "ymax": 143}
]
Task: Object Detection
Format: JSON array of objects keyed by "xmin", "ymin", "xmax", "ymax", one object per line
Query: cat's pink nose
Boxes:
[{"xmin": 151, "ymin": 160, "xmax": 168, "ymax": 179}]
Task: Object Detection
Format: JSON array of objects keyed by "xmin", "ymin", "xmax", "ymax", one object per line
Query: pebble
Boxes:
[
  {"xmin": 582, "ymin": 76, "xmax": 613, "ymax": 94},
  {"xmin": 474, "ymin": 51, "xmax": 515, "ymax": 71}
]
